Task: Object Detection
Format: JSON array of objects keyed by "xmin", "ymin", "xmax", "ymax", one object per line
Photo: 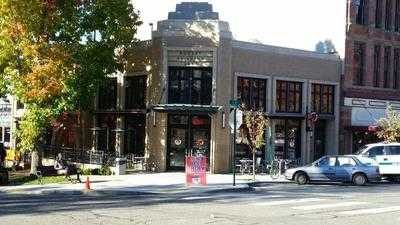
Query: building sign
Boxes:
[
  {"xmin": 185, "ymin": 156, "xmax": 207, "ymax": 186},
  {"xmin": 168, "ymin": 50, "xmax": 213, "ymax": 67}
]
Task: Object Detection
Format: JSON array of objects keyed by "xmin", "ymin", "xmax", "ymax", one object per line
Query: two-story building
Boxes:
[
  {"xmin": 13, "ymin": 2, "xmax": 342, "ymax": 173},
  {"xmin": 91, "ymin": 2, "xmax": 342, "ymax": 173}
]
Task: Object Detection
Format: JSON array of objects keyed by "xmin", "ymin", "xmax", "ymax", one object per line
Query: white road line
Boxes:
[
  {"xmin": 181, "ymin": 196, "xmax": 212, "ymax": 200},
  {"xmin": 216, "ymin": 195, "xmax": 285, "ymax": 203},
  {"xmin": 252, "ymin": 198, "xmax": 326, "ymax": 206},
  {"xmin": 340, "ymin": 206, "xmax": 400, "ymax": 215},
  {"xmin": 292, "ymin": 202, "xmax": 368, "ymax": 210}
]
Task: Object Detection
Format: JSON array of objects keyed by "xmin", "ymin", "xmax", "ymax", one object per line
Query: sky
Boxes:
[{"xmin": 133, "ymin": 0, "xmax": 347, "ymax": 57}]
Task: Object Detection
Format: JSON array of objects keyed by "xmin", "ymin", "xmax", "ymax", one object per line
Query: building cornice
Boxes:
[{"xmin": 232, "ymin": 40, "xmax": 341, "ymax": 62}]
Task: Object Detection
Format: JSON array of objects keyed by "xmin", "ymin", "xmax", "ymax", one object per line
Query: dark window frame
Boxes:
[
  {"xmin": 356, "ymin": 0, "xmax": 369, "ymax": 25},
  {"xmin": 237, "ymin": 76, "xmax": 267, "ymax": 111},
  {"xmin": 125, "ymin": 76, "xmax": 147, "ymax": 109},
  {"xmin": 394, "ymin": 48, "xmax": 400, "ymax": 89},
  {"xmin": 276, "ymin": 80, "xmax": 303, "ymax": 113},
  {"xmin": 384, "ymin": 46, "xmax": 391, "ymax": 88},
  {"xmin": 374, "ymin": 45, "xmax": 381, "ymax": 87},
  {"xmin": 168, "ymin": 67, "xmax": 212, "ymax": 105},
  {"xmin": 386, "ymin": 0, "xmax": 393, "ymax": 30},
  {"xmin": 353, "ymin": 42, "xmax": 366, "ymax": 86},
  {"xmin": 396, "ymin": 0, "xmax": 400, "ymax": 31},
  {"xmin": 98, "ymin": 77, "xmax": 118, "ymax": 110},
  {"xmin": 377, "ymin": 0, "xmax": 384, "ymax": 28},
  {"xmin": 311, "ymin": 84, "xmax": 335, "ymax": 115},
  {"xmin": 4, "ymin": 127, "xmax": 10, "ymax": 143}
]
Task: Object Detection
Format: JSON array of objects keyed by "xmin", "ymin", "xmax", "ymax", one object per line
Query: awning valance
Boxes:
[{"xmin": 152, "ymin": 104, "xmax": 222, "ymax": 114}]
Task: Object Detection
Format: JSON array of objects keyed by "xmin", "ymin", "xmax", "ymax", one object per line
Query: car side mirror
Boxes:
[{"xmin": 314, "ymin": 162, "xmax": 320, "ymax": 167}]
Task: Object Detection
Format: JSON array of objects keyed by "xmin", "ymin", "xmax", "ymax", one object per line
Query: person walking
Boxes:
[{"xmin": 0, "ymin": 143, "xmax": 6, "ymax": 168}]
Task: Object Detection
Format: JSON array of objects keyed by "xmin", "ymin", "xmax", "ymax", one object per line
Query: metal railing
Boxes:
[{"xmin": 41, "ymin": 145, "xmax": 119, "ymax": 166}]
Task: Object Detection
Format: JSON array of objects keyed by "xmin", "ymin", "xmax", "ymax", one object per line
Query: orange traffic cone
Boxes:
[{"xmin": 84, "ymin": 176, "xmax": 91, "ymax": 190}]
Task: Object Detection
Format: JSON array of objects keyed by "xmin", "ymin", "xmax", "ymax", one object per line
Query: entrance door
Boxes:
[
  {"xmin": 314, "ymin": 120, "xmax": 326, "ymax": 160},
  {"xmin": 274, "ymin": 119, "xmax": 302, "ymax": 160},
  {"xmin": 168, "ymin": 127, "xmax": 188, "ymax": 169},
  {"xmin": 167, "ymin": 114, "xmax": 211, "ymax": 170}
]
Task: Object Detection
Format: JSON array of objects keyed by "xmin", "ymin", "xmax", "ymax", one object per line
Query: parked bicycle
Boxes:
[{"xmin": 268, "ymin": 158, "xmax": 300, "ymax": 179}]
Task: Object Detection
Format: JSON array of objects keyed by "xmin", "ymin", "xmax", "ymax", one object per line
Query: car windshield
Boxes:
[{"xmin": 354, "ymin": 145, "xmax": 368, "ymax": 155}]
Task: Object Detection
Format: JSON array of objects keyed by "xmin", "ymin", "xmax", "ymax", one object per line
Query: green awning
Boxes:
[{"xmin": 152, "ymin": 104, "xmax": 222, "ymax": 114}]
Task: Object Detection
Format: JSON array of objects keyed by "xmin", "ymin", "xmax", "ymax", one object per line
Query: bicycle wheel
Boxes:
[{"xmin": 270, "ymin": 162, "xmax": 280, "ymax": 179}]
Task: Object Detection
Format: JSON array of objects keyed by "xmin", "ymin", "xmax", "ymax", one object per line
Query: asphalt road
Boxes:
[{"xmin": 1, "ymin": 182, "xmax": 400, "ymax": 225}]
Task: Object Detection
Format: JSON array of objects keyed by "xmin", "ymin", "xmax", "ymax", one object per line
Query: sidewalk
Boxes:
[{"xmin": 0, "ymin": 173, "xmax": 289, "ymax": 195}]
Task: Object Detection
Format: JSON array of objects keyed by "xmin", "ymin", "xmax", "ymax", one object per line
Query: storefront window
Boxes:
[
  {"xmin": 96, "ymin": 115, "xmax": 117, "ymax": 152},
  {"xmin": 124, "ymin": 115, "xmax": 145, "ymax": 157},
  {"xmin": 168, "ymin": 67, "xmax": 212, "ymax": 105},
  {"xmin": 237, "ymin": 77, "xmax": 266, "ymax": 111},
  {"xmin": 276, "ymin": 81, "xmax": 302, "ymax": 113},
  {"xmin": 311, "ymin": 84, "xmax": 334, "ymax": 114}
]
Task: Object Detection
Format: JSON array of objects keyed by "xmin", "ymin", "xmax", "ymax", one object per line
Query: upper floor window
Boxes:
[
  {"xmin": 395, "ymin": 0, "xmax": 400, "ymax": 31},
  {"xmin": 356, "ymin": 0, "xmax": 368, "ymax": 25},
  {"xmin": 311, "ymin": 84, "xmax": 334, "ymax": 115},
  {"xmin": 276, "ymin": 80, "xmax": 302, "ymax": 113},
  {"xmin": 4, "ymin": 127, "xmax": 10, "ymax": 143},
  {"xmin": 125, "ymin": 76, "xmax": 146, "ymax": 109},
  {"xmin": 384, "ymin": 46, "xmax": 391, "ymax": 88},
  {"xmin": 237, "ymin": 77, "xmax": 266, "ymax": 111},
  {"xmin": 98, "ymin": 78, "xmax": 117, "ymax": 110},
  {"xmin": 168, "ymin": 67, "xmax": 212, "ymax": 105},
  {"xmin": 386, "ymin": 0, "xmax": 393, "ymax": 30},
  {"xmin": 373, "ymin": 45, "xmax": 381, "ymax": 87},
  {"xmin": 376, "ymin": 0, "xmax": 383, "ymax": 28},
  {"xmin": 353, "ymin": 42, "xmax": 366, "ymax": 86},
  {"xmin": 394, "ymin": 48, "xmax": 400, "ymax": 89}
]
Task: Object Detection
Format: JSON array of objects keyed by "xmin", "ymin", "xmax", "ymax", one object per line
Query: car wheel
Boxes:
[
  {"xmin": 387, "ymin": 176, "xmax": 396, "ymax": 182},
  {"xmin": 295, "ymin": 172, "xmax": 308, "ymax": 185},
  {"xmin": 353, "ymin": 173, "xmax": 367, "ymax": 186}
]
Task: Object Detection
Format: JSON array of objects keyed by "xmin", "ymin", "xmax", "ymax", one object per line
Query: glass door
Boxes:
[
  {"xmin": 167, "ymin": 114, "xmax": 211, "ymax": 170},
  {"xmin": 274, "ymin": 119, "xmax": 302, "ymax": 160},
  {"xmin": 168, "ymin": 128, "xmax": 188, "ymax": 169}
]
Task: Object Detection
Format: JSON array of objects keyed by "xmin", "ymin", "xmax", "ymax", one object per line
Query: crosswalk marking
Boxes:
[
  {"xmin": 182, "ymin": 196, "xmax": 212, "ymax": 200},
  {"xmin": 252, "ymin": 198, "xmax": 326, "ymax": 206},
  {"xmin": 339, "ymin": 206, "xmax": 400, "ymax": 215},
  {"xmin": 292, "ymin": 202, "xmax": 367, "ymax": 210}
]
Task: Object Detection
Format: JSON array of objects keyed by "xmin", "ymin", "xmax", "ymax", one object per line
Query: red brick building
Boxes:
[{"xmin": 342, "ymin": 0, "xmax": 400, "ymax": 153}]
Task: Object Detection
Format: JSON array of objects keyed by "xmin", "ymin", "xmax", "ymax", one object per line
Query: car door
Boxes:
[
  {"xmin": 335, "ymin": 156, "xmax": 357, "ymax": 182},
  {"xmin": 308, "ymin": 156, "xmax": 336, "ymax": 181}
]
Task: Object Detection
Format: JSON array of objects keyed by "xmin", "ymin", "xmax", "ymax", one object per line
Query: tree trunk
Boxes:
[
  {"xmin": 30, "ymin": 147, "xmax": 42, "ymax": 175},
  {"xmin": 30, "ymin": 150, "xmax": 39, "ymax": 175},
  {"xmin": 253, "ymin": 151, "xmax": 256, "ymax": 182}
]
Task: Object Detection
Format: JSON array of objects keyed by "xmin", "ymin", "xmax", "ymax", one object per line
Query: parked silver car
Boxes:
[{"xmin": 284, "ymin": 155, "xmax": 380, "ymax": 185}]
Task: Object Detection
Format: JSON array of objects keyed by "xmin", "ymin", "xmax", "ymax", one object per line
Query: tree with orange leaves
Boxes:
[{"xmin": 0, "ymin": 0, "xmax": 141, "ymax": 174}]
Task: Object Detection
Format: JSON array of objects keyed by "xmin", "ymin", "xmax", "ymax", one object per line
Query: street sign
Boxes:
[
  {"xmin": 229, "ymin": 99, "xmax": 241, "ymax": 109},
  {"xmin": 229, "ymin": 109, "xmax": 243, "ymax": 133}
]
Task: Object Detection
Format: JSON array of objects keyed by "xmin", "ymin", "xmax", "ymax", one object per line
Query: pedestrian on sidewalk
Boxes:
[{"xmin": 0, "ymin": 143, "xmax": 6, "ymax": 167}]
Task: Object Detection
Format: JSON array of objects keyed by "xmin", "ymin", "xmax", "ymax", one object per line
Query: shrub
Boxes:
[{"xmin": 99, "ymin": 165, "xmax": 112, "ymax": 176}]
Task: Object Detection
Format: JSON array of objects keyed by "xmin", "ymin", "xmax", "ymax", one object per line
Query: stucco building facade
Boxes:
[{"xmin": 106, "ymin": 2, "xmax": 342, "ymax": 173}]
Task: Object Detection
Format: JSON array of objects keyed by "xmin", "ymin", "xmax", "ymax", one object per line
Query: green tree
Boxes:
[
  {"xmin": 377, "ymin": 106, "xmax": 400, "ymax": 143},
  {"xmin": 238, "ymin": 111, "xmax": 269, "ymax": 181},
  {"xmin": 0, "ymin": 0, "xmax": 141, "ymax": 174}
]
